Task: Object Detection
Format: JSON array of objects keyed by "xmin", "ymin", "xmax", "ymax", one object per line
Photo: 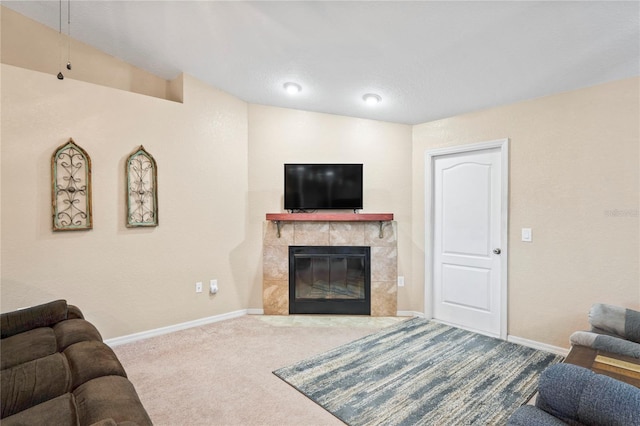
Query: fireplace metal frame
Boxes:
[{"xmin": 289, "ymin": 246, "xmax": 371, "ymax": 315}]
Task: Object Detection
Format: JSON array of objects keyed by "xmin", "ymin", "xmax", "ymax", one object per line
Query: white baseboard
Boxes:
[
  {"xmin": 397, "ymin": 310, "xmax": 425, "ymax": 317},
  {"xmin": 105, "ymin": 309, "xmax": 248, "ymax": 347},
  {"xmin": 246, "ymin": 308, "xmax": 264, "ymax": 315},
  {"xmin": 507, "ymin": 335, "xmax": 569, "ymax": 356}
]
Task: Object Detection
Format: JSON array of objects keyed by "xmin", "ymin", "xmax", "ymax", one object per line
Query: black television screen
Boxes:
[{"xmin": 284, "ymin": 164, "xmax": 363, "ymax": 211}]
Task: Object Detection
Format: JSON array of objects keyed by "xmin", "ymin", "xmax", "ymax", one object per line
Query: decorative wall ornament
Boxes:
[
  {"xmin": 126, "ymin": 145, "xmax": 158, "ymax": 227},
  {"xmin": 51, "ymin": 138, "xmax": 92, "ymax": 231}
]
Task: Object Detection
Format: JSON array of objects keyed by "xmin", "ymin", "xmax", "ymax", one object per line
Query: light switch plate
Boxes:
[{"xmin": 521, "ymin": 228, "xmax": 532, "ymax": 242}]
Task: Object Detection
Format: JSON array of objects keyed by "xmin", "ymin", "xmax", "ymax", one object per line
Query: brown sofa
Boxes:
[{"xmin": 1, "ymin": 300, "xmax": 152, "ymax": 425}]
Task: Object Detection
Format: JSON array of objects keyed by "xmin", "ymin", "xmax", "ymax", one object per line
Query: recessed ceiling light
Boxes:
[
  {"xmin": 363, "ymin": 93, "xmax": 382, "ymax": 105},
  {"xmin": 283, "ymin": 82, "xmax": 302, "ymax": 95}
]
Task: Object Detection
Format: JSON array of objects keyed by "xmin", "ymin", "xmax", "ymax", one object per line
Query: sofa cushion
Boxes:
[
  {"xmin": 1, "ymin": 353, "xmax": 72, "ymax": 418},
  {"xmin": 573, "ymin": 369, "xmax": 640, "ymax": 425},
  {"xmin": 536, "ymin": 363, "xmax": 640, "ymax": 425},
  {"xmin": 64, "ymin": 341, "xmax": 127, "ymax": 390},
  {"xmin": 1, "ymin": 327, "xmax": 57, "ymax": 370},
  {"xmin": 74, "ymin": 376, "xmax": 153, "ymax": 426},
  {"xmin": 54, "ymin": 319, "xmax": 103, "ymax": 351},
  {"xmin": 625, "ymin": 307, "xmax": 640, "ymax": 344},
  {"xmin": 507, "ymin": 405, "xmax": 568, "ymax": 426},
  {"xmin": 1, "ymin": 300, "xmax": 68, "ymax": 339},
  {"xmin": 589, "ymin": 303, "xmax": 640, "ymax": 344},
  {"xmin": 1, "ymin": 393, "xmax": 79, "ymax": 426}
]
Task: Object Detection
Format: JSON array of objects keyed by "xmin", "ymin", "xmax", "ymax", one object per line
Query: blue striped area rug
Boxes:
[{"xmin": 273, "ymin": 317, "xmax": 563, "ymax": 425}]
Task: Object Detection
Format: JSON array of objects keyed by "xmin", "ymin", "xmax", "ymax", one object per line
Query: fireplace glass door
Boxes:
[{"xmin": 289, "ymin": 246, "xmax": 371, "ymax": 315}]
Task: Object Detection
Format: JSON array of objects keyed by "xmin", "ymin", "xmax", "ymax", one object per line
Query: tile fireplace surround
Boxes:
[{"xmin": 262, "ymin": 218, "xmax": 397, "ymax": 316}]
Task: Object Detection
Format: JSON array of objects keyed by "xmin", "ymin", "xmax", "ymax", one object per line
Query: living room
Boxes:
[{"xmin": 1, "ymin": 2, "xmax": 639, "ymax": 424}]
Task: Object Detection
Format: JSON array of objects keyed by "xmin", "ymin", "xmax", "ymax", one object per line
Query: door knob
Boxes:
[{"xmin": 493, "ymin": 248, "xmax": 501, "ymax": 255}]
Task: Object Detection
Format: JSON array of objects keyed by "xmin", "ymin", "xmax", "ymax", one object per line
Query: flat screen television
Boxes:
[{"xmin": 284, "ymin": 163, "xmax": 363, "ymax": 211}]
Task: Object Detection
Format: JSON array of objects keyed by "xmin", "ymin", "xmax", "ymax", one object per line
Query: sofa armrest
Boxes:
[
  {"xmin": 536, "ymin": 363, "xmax": 640, "ymax": 425},
  {"xmin": 570, "ymin": 331, "xmax": 640, "ymax": 359},
  {"xmin": 1, "ymin": 300, "xmax": 70, "ymax": 339},
  {"xmin": 589, "ymin": 303, "xmax": 640, "ymax": 344},
  {"xmin": 68, "ymin": 305, "xmax": 85, "ymax": 320}
]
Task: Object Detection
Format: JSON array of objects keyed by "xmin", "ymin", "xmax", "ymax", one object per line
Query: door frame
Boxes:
[{"xmin": 424, "ymin": 138, "xmax": 509, "ymax": 339}]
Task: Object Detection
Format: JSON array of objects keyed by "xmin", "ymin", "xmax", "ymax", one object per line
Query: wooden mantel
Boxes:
[
  {"xmin": 265, "ymin": 213, "xmax": 393, "ymax": 222},
  {"xmin": 266, "ymin": 213, "xmax": 394, "ymax": 238}
]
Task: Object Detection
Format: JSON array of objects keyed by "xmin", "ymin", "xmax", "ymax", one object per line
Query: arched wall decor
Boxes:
[
  {"xmin": 51, "ymin": 138, "xmax": 92, "ymax": 231},
  {"xmin": 126, "ymin": 145, "xmax": 158, "ymax": 227}
]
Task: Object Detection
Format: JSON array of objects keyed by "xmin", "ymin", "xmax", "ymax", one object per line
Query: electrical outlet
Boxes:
[
  {"xmin": 210, "ymin": 279, "xmax": 218, "ymax": 294},
  {"xmin": 397, "ymin": 276, "xmax": 405, "ymax": 287},
  {"xmin": 195, "ymin": 282, "xmax": 203, "ymax": 293}
]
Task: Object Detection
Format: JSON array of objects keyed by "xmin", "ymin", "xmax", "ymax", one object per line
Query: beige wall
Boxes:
[
  {"xmin": 413, "ymin": 77, "xmax": 640, "ymax": 348},
  {"xmin": 1, "ymin": 64, "xmax": 250, "ymax": 339},
  {"xmin": 246, "ymin": 105, "xmax": 414, "ymax": 311}
]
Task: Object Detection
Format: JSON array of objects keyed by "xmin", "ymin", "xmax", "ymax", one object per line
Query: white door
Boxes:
[{"xmin": 432, "ymin": 147, "xmax": 504, "ymax": 337}]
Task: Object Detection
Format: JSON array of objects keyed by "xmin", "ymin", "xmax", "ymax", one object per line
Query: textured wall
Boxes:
[
  {"xmin": 412, "ymin": 77, "xmax": 640, "ymax": 349},
  {"xmin": 1, "ymin": 65, "xmax": 250, "ymax": 339}
]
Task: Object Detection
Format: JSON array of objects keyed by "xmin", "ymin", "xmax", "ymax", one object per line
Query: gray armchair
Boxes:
[
  {"xmin": 508, "ymin": 363, "xmax": 640, "ymax": 425},
  {"xmin": 570, "ymin": 303, "xmax": 640, "ymax": 359}
]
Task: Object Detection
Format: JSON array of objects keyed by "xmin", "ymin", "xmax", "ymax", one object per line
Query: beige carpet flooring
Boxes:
[{"xmin": 112, "ymin": 315, "xmax": 405, "ymax": 426}]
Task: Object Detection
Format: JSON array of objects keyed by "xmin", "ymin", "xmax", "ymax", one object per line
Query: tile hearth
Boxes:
[{"xmin": 262, "ymin": 220, "xmax": 397, "ymax": 316}]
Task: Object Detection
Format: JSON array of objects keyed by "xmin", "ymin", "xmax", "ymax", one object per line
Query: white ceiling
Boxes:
[{"xmin": 4, "ymin": 1, "xmax": 639, "ymax": 124}]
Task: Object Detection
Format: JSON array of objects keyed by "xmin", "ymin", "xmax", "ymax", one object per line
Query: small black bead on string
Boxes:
[
  {"xmin": 57, "ymin": 0, "xmax": 72, "ymax": 80},
  {"xmin": 66, "ymin": 0, "xmax": 72, "ymax": 72}
]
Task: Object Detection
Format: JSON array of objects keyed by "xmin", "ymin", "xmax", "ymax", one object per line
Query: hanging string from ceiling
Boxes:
[
  {"xmin": 57, "ymin": 0, "xmax": 64, "ymax": 79},
  {"xmin": 57, "ymin": 0, "xmax": 72, "ymax": 80},
  {"xmin": 66, "ymin": 0, "xmax": 72, "ymax": 71}
]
